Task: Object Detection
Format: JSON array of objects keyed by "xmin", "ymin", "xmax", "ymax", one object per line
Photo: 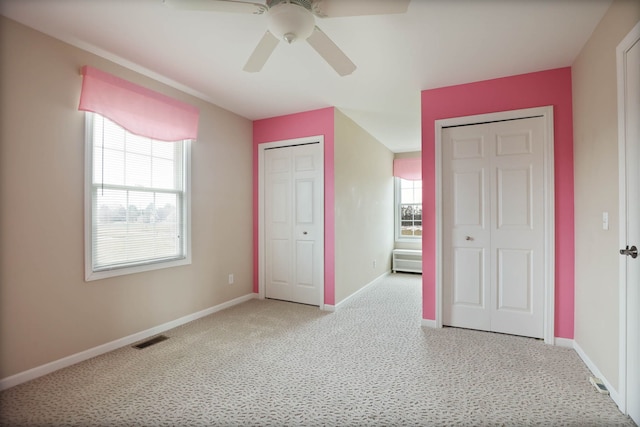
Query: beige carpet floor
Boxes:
[{"xmin": 0, "ymin": 273, "xmax": 634, "ymax": 426}]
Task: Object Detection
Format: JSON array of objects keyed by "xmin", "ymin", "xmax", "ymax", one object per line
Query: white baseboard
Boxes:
[
  {"xmin": 333, "ymin": 271, "xmax": 390, "ymax": 310},
  {"xmin": 0, "ymin": 293, "xmax": 258, "ymax": 391},
  {"xmin": 322, "ymin": 305, "xmax": 336, "ymax": 312},
  {"xmin": 554, "ymin": 337, "xmax": 574, "ymax": 348},
  {"xmin": 573, "ymin": 340, "xmax": 622, "ymax": 410},
  {"xmin": 421, "ymin": 319, "xmax": 437, "ymax": 328}
]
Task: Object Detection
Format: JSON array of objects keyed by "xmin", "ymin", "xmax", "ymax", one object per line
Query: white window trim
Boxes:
[
  {"xmin": 84, "ymin": 113, "xmax": 192, "ymax": 281},
  {"xmin": 394, "ymin": 177, "xmax": 422, "ymax": 242}
]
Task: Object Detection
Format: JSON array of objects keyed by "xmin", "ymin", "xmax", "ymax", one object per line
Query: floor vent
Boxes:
[
  {"xmin": 589, "ymin": 377, "xmax": 610, "ymax": 395},
  {"xmin": 133, "ymin": 335, "xmax": 169, "ymax": 349}
]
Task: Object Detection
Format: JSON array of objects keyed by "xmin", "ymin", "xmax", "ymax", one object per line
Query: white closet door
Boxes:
[
  {"xmin": 264, "ymin": 143, "xmax": 324, "ymax": 306},
  {"xmin": 442, "ymin": 123, "xmax": 492, "ymax": 331},
  {"xmin": 489, "ymin": 117, "xmax": 545, "ymax": 338},
  {"xmin": 443, "ymin": 116, "xmax": 545, "ymax": 338}
]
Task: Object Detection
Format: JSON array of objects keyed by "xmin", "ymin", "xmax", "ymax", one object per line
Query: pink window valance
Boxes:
[
  {"xmin": 78, "ymin": 66, "xmax": 199, "ymax": 142},
  {"xmin": 393, "ymin": 157, "xmax": 421, "ymax": 180}
]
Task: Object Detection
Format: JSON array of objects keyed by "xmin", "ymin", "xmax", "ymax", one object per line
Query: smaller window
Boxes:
[{"xmin": 396, "ymin": 178, "xmax": 422, "ymax": 240}]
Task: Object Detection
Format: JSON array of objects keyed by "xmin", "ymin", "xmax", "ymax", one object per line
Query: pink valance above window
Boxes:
[
  {"xmin": 393, "ymin": 157, "xmax": 422, "ymax": 180},
  {"xmin": 78, "ymin": 66, "xmax": 199, "ymax": 142}
]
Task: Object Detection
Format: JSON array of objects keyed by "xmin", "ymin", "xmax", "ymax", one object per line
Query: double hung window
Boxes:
[
  {"xmin": 80, "ymin": 66, "xmax": 198, "ymax": 280},
  {"xmin": 396, "ymin": 178, "xmax": 422, "ymax": 239},
  {"xmin": 86, "ymin": 114, "xmax": 190, "ymax": 279}
]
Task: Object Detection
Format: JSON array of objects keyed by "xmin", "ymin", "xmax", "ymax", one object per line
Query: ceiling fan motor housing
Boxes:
[
  {"xmin": 267, "ymin": 0, "xmax": 315, "ymax": 43},
  {"xmin": 266, "ymin": 0, "xmax": 314, "ymax": 11}
]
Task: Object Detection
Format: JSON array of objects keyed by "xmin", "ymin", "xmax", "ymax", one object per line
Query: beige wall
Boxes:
[
  {"xmin": 334, "ymin": 109, "xmax": 394, "ymax": 304},
  {"xmin": 393, "ymin": 151, "xmax": 422, "ymax": 251},
  {"xmin": 0, "ymin": 17, "xmax": 253, "ymax": 379},
  {"xmin": 572, "ymin": 0, "xmax": 640, "ymax": 392}
]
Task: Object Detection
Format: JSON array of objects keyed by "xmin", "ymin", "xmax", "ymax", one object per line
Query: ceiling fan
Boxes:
[{"xmin": 163, "ymin": 0, "xmax": 410, "ymax": 76}]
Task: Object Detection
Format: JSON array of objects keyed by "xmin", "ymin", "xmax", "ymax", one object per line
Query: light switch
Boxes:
[{"xmin": 602, "ymin": 212, "xmax": 609, "ymax": 230}]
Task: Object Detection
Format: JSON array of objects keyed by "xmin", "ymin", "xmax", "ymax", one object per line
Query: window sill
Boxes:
[
  {"xmin": 395, "ymin": 238, "xmax": 422, "ymax": 243},
  {"xmin": 85, "ymin": 256, "xmax": 191, "ymax": 281}
]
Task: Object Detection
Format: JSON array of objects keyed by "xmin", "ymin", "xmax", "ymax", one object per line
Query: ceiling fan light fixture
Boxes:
[{"xmin": 267, "ymin": 2, "xmax": 315, "ymax": 43}]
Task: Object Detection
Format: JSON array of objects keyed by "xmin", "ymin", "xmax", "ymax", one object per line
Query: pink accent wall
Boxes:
[
  {"xmin": 421, "ymin": 67, "xmax": 575, "ymax": 339},
  {"xmin": 253, "ymin": 107, "xmax": 336, "ymax": 305}
]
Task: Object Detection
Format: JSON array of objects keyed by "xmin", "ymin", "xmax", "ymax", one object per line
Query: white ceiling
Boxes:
[{"xmin": 0, "ymin": 0, "xmax": 612, "ymax": 152}]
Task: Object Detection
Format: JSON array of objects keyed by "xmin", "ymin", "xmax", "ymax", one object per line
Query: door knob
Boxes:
[
  {"xmin": 465, "ymin": 236, "xmax": 474, "ymax": 241},
  {"xmin": 619, "ymin": 245, "xmax": 638, "ymax": 259},
  {"xmin": 303, "ymin": 231, "xmax": 308, "ymax": 235}
]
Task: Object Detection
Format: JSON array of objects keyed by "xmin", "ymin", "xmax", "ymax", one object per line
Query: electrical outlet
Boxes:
[
  {"xmin": 228, "ymin": 274, "xmax": 234, "ymax": 285},
  {"xmin": 373, "ymin": 260, "xmax": 377, "ymax": 269}
]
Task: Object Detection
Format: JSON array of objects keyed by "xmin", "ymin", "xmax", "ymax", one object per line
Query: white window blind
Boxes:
[{"xmin": 86, "ymin": 113, "xmax": 190, "ymax": 279}]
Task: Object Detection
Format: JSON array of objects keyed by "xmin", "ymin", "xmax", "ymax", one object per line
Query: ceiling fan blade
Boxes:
[
  {"xmin": 306, "ymin": 26, "xmax": 356, "ymax": 76},
  {"xmin": 243, "ymin": 31, "xmax": 280, "ymax": 72},
  {"xmin": 162, "ymin": 0, "xmax": 267, "ymax": 14},
  {"xmin": 312, "ymin": 0, "xmax": 410, "ymax": 18}
]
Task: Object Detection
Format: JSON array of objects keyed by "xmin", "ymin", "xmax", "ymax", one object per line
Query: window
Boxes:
[
  {"xmin": 396, "ymin": 178, "xmax": 422, "ymax": 239},
  {"xmin": 85, "ymin": 113, "xmax": 191, "ymax": 280}
]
